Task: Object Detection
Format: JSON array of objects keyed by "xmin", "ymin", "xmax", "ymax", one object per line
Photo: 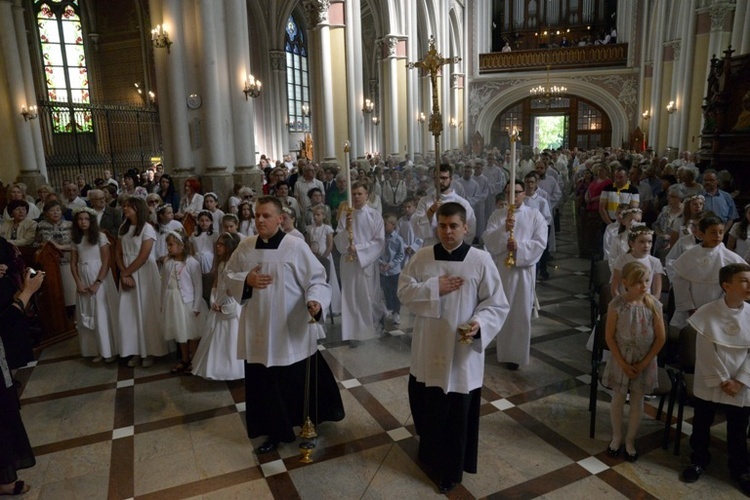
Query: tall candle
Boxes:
[
  {"xmin": 508, "ymin": 127, "xmax": 517, "ymax": 204},
  {"xmin": 344, "ymin": 141, "xmax": 352, "ymax": 206}
]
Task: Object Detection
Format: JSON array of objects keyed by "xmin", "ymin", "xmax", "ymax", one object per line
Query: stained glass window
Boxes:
[
  {"xmin": 35, "ymin": 0, "xmax": 93, "ymax": 133},
  {"xmin": 285, "ymin": 15, "xmax": 309, "ymax": 133}
]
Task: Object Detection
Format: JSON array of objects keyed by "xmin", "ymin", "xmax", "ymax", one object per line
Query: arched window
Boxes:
[
  {"xmin": 285, "ymin": 15, "xmax": 309, "ymax": 133},
  {"xmin": 35, "ymin": 0, "xmax": 93, "ymax": 133}
]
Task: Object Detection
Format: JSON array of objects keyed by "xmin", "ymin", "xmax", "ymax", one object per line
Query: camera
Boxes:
[{"xmin": 28, "ymin": 268, "xmax": 39, "ymax": 277}]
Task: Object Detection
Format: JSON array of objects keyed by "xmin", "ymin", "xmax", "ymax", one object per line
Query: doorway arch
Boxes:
[{"xmin": 475, "ymin": 78, "xmax": 629, "ymax": 147}]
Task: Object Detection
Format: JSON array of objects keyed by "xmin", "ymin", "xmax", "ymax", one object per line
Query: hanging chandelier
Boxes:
[{"xmin": 530, "ymin": 64, "xmax": 566, "ymax": 107}]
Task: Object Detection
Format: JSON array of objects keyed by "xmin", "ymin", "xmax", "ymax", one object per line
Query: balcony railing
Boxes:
[{"xmin": 479, "ymin": 43, "xmax": 628, "ymax": 73}]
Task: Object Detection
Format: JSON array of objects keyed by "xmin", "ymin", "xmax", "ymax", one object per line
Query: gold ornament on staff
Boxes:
[
  {"xmin": 505, "ymin": 127, "xmax": 520, "ymax": 267},
  {"xmin": 407, "ymin": 36, "xmax": 461, "ymax": 202},
  {"xmin": 343, "ymin": 141, "xmax": 357, "ymax": 263},
  {"xmin": 299, "ymin": 319, "xmax": 320, "ymax": 463}
]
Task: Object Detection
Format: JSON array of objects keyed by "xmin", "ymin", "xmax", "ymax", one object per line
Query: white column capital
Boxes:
[
  {"xmin": 302, "ymin": 0, "xmax": 330, "ymax": 27},
  {"xmin": 382, "ymin": 35, "xmax": 399, "ymax": 58},
  {"xmin": 709, "ymin": 3, "xmax": 734, "ymax": 31}
]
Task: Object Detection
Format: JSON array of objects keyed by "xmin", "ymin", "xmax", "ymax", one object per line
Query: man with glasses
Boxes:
[
  {"xmin": 411, "ymin": 163, "xmax": 476, "ymax": 247},
  {"xmin": 484, "ymin": 181, "xmax": 548, "ymax": 370},
  {"xmin": 87, "ymin": 189, "xmax": 122, "ymax": 235}
]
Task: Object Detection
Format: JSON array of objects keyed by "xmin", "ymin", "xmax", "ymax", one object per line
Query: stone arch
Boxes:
[{"xmin": 475, "ymin": 78, "xmax": 630, "ymax": 147}]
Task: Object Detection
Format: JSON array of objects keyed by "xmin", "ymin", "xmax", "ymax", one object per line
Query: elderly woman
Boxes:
[
  {"xmin": 0, "ymin": 200, "xmax": 37, "ymax": 248},
  {"xmin": 120, "ymin": 170, "xmax": 148, "ymax": 199},
  {"xmin": 35, "ymin": 200, "xmax": 76, "ymax": 307},
  {"xmin": 3, "ymin": 184, "xmax": 41, "ymax": 222},
  {"xmin": 35, "ymin": 184, "xmax": 55, "ymax": 214},
  {"xmin": 0, "ymin": 265, "xmax": 44, "ymax": 496}
]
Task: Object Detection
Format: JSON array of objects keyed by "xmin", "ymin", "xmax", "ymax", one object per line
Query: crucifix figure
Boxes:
[{"xmin": 407, "ymin": 36, "xmax": 461, "ymax": 197}]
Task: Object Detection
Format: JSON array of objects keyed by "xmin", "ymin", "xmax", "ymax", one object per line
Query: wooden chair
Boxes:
[
  {"xmin": 33, "ymin": 241, "xmax": 77, "ymax": 350},
  {"xmin": 589, "ymin": 313, "xmax": 674, "ymax": 439},
  {"xmin": 664, "ymin": 324, "xmax": 697, "ymax": 455},
  {"xmin": 589, "ymin": 259, "xmax": 611, "ymax": 328}
]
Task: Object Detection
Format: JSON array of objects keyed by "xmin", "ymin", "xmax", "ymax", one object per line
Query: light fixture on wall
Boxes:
[
  {"xmin": 243, "ymin": 74, "xmax": 262, "ymax": 100},
  {"xmin": 417, "ymin": 112, "xmax": 426, "ymax": 124},
  {"xmin": 21, "ymin": 105, "xmax": 38, "ymax": 121},
  {"xmin": 666, "ymin": 101, "xmax": 677, "ymax": 114},
  {"xmin": 362, "ymin": 98, "xmax": 374, "ymax": 114},
  {"xmin": 302, "ymin": 103, "xmax": 310, "ymax": 117},
  {"xmin": 529, "ymin": 64, "xmax": 566, "ymax": 108},
  {"xmin": 151, "ymin": 24, "xmax": 172, "ymax": 53},
  {"xmin": 449, "ymin": 117, "xmax": 457, "ymax": 129},
  {"xmin": 372, "ymin": 116, "xmax": 380, "ymax": 126},
  {"xmin": 134, "ymin": 83, "xmax": 156, "ymax": 105},
  {"xmin": 642, "ymin": 110, "xmax": 651, "ymax": 120}
]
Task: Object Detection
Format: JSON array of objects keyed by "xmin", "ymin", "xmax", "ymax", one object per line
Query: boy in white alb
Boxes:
[{"xmin": 681, "ymin": 263, "xmax": 750, "ymax": 496}]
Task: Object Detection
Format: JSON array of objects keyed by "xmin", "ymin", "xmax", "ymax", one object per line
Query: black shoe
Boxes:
[
  {"xmin": 737, "ymin": 473, "xmax": 750, "ymax": 496},
  {"xmin": 438, "ymin": 479, "xmax": 457, "ymax": 494},
  {"xmin": 257, "ymin": 439, "xmax": 279, "ymax": 454},
  {"xmin": 682, "ymin": 464, "xmax": 704, "ymax": 483},
  {"xmin": 505, "ymin": 362, "xmax": 520, "ymax": 371},
  {"xmin": 624, "ymin": 450, "xmax": 638, "ymax": 462},
  {"xmin": 606, "ymin": 445, "xmax": 621, "ymax": 457}
]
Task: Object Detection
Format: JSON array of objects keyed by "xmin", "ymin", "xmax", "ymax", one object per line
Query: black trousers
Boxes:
[
  {"xmin": 689, "ymin": 396, "xmax": 750, "ymax": 479},
  {"xmin": 380, "ymin": 274, "xmax": 401, "ymax": 314}
]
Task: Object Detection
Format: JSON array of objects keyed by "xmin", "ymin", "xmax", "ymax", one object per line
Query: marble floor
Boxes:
[{"xmin": 12, "ymin": 208, "xmax": 745, "ymax": 499}]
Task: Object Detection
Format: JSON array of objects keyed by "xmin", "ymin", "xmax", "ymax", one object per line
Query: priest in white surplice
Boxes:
[
  {"xmin": 225, "ymin": 196, "xmax": 344, "ymax": 454},
  {"xmin": 398, "ymin": 202, "xmax": 509, "ymax": 494},
  {"xmin": 484, "ymin": 181, "xmax": 548, "ymax": 370},
  {"xmin": 411, "ymin": 163, "xmax": 476, "ymax": 247},
  {"xmin": 334, "ymin": 181, "xmax": 386, "ymax": 342}
]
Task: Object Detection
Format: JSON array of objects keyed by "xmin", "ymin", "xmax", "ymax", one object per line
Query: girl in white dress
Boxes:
[
  {"xmin": 305, "ymin": 205, "xmax": 341, "ymax": 314},
  {"xmin": 221, "ymin": 213, "xmax": 244, "ymax": 239},
  {"xmin": 155, "ymin": 204, "xmax": 184, "ymax": 265},
  {"xmin": 191, "ymin": 232, "xmax": 244, "ymax": 380},
  {"xmin": 611, "ymin": 226, "xmax": 664, "ymax": 299},
  {"xmin": 117, "ymin": 196, "xmax": 167, "ymax": 367},
  {"xmin": 607, "ymin": 207, "xmax": 642, "ymax": 272},
  {"xmin": 70, "ymin": 207, "xmax": 119, "ymax": 363},
  {"xmin": 161, "ymin": 231, "xmax": 205, "ymax": 374},
  {"xmin": 203, "ymin": 192, "xmax": 225, "ymax": 233},
  {"xmin": 238, "ymin": 201, "xmax": 256, "ymax": 236},
  {"xmin": 281, "ymin": 207, "xmax": 304, "ymax": 239},
  {"xmin": 603, "ymin": 261, "xmax": 665, "ymax": 462},
  {"xmin": 190, "ymin": 211, "xmax": 218, "ymax": 304}
]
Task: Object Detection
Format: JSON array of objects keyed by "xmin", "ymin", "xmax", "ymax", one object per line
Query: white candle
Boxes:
[
  {"xmin": 345, "ymin": 141, "xmax": 352, "ymax": 207},
  {"xmin": 509, "ymin": 128, "xmax": 517, "ymax": 204}
]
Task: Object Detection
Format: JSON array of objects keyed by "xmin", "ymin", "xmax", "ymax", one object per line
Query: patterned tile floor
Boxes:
[{"xmin": 13, "ymin": 207, "xmax": 744, "ymax": 499}]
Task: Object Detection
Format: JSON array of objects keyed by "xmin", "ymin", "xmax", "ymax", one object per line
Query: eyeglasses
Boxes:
[{"xmin": 148, "ymin": 200, "xmax": 159, "ymax": 205}]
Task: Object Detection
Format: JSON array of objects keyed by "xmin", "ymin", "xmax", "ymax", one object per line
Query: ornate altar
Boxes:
[{"xmin": 699, "ymin": 46, "xmax": 750, "ymax": 204}]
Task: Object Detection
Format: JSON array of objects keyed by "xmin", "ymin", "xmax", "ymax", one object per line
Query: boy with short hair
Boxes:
[
  {"xmin": 682, "ymin": 263, "xmax": 750, "ymax": 495},
  {"xmin": 379, "ymin": 214, "xmax": 406, "ymax": 325}
]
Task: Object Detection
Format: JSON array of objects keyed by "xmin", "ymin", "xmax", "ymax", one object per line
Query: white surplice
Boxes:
[
  {"xmin": 398, "ymin": 245, "xmax": 510, "ymax": 394},
  {"xmin": 334, "ymin": 204, "xmax": 385, "ymax": 341},
  {"xmin": 411, "ymin": 190, "xmax": 476, "ymax": 247},
  {"xmin": 483, "ymin": 204, "xmax": 548, "ymax": 365},
  {"xmin": 225, "ymin": 231, "xmax": 331, "ymax": 367}
]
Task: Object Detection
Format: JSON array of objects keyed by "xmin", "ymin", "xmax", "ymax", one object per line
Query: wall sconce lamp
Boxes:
[
  {"xmin": 243, "ymin": 74, "xmax": 262, "ymax": 100},
  {"xmin": 417, "ymin": 112, "xmax": 426, "ymax": 124},
  {"xmin": 449, "ymin": 117, "xmax": 457, "ymax": 128},
  {"xmin": 642, "ymin": 110, "xmax": 651, "ymax": 120},
  {"xmin": 362, "ymin": 98, "xmax": 374, "ymax": 114},
  {"xmin": 151, "ymin": 24, "xmax": 172, "ymax": 53},
  {"xmin": 372, "ymin": 116, "xmax": 380, "ymax": 126},
  {"xmin": 21, "ymin": 105, "xmax": 38, "ymax": 121},
  {"xmin": 301, "ymin": 103, "xmax": 310, "ymax": 117},
  {"xmin": 666, "ymin": 101, "xmax": 677, "ymax": 114}
]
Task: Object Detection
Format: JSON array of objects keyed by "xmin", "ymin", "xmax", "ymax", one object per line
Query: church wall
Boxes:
[
  {"xmin": 330, "ymin": 24, "xmax": 348, "ymax": 167},
  {"xmin": 396, "ymin": 61, "xmax": 407, "ymax": 157},
  {"xmin": 657, "ymin": 59, "xmax": 673, "ymax": 152},
  {"xmin": 0, "ymin": 47, "xmax": 23, "ymax": 185},
  {"xmin": 457, "ymin": 86, "xmax": 464, "ymax": 151}
]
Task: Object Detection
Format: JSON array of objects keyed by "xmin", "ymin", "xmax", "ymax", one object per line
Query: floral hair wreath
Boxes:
[
  {"xmin": 620, "ymin": 207, "xmax": 642, "ymax": 217},
  {"xmin": 156, "ymin": 204, "xmax": 172, "ymax": 214},
  {"xmin": 684, "ymin": 194, "xmax": 705, "ymax": 203},
  {"xmin": 628, "ymin": 224, "xmax": 654, "ymax": 239},
  {"xmin": 281, "ymin": 206, "xmax": 295, "ymax": 217},
  {"xmin": 73, "ymin": 206, "xmax": 98, "ymax": 218},
  {"xmin": 165, "ymin": 229, "xmax": 185, "ymax": 243},
  {"xmin": 204, "ymin": 192, "xmax": 218, "ymax": 201}
]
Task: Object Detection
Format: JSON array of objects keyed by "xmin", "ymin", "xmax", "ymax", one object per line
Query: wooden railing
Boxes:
[{"xmin": 479, "ymin": 43, "xmax": 628, "ymax": 73}]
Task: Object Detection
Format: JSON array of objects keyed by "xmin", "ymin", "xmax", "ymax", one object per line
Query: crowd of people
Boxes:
[{"xmin": 2, "ymin": 144, "xmax": 750, "ymax": 495}]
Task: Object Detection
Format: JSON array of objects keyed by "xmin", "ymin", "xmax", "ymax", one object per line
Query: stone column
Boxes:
[
  {"xmin": 0, "ymin": 0, "xmax": 39, "ymax": 185},
  {"xmin": 344, "ymin": 0, "xmax": 365, "ymax": 159},
  {"xmin": 647, "ymin": 1, "xmax": 666, "ymax": 150},
  {"xmin": 197, "ymin": 0, "xmax": 232, "ymax": 200},
  {"xmin": 162, "ymin": 0, "xmax": 193, "ymax": 178},
  {"xmin": 421, "ymin": 74, "xmax": 432, "ymax": 154},
  {"xmin": 269, "ymin": 50, "xmax": 287, "ymax": 164},
  {"xmin": 476, "ymin": 0, "xmax": 492, "ymax": 53},
  {"xmin": 666, "ymin": 40, "xmax": 681, "ymax": 149},
  {"xmin": 370, "ymin": 79, "xmax": 380, "ymax": 154},
  {"xmin": 305, "ymin": 0, "xmax": 336, "ymax": 167},
  {"xmin": 405, "ymin": 0, "xmax": 417, "ymax": 160},
  {"xmin": 384, "ymin": 35, "xmax": 400, "ymax": 157},
  {"xmin": 12, "ymin": 0, "xmax": 46, "ymax": 185},
  {"xmin": 677, "ymin": 0, "xmax": 698, "ymax": 150}
]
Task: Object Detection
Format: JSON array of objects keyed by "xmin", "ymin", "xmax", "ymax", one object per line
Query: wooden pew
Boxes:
[
  {"xmin": 33, "ymin": 241, "xmax": 76, "ymax": 350},
  {"xmin": 182, "ymin": 213, "xmax": 196, "ymax": 237}
]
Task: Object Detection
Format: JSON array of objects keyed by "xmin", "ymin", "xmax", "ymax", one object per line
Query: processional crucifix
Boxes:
[{"xmin": 407, "ymin": 36, "xmax": 461, "ymax": 200}]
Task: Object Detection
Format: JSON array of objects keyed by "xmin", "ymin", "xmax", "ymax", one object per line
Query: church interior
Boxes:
[{"xmin": 2, "ymin": 0, "xmax": 750, "ymax": 498}]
